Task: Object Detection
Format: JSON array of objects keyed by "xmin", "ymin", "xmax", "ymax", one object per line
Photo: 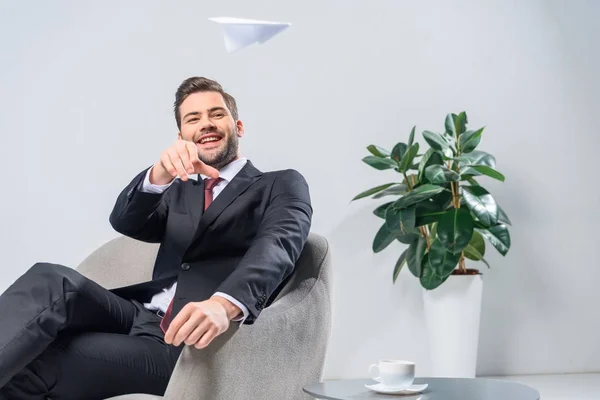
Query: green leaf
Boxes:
[
  {"xmin": 415, "ymin": 198, "xmax": 444, "ymax": 212},
  {"xmin": 414, "ymin": 190, "xmax": 453, "ymax": 227},
  {"xmin": 367, "ymin": 145, "xmax": 391, "ymax": 158},
  {"xmin": 459, "ymin": 151, "xmax": 496, "ymax": 175},
  {"xmin": 431, "ymin": 189, "xmax": 454, "ymax": 210},
  {"xmin": 414, "ymin": 200, "xmax": 446, "ymax": 226},
  {"xmin": 402, "ymin": 206, "xmax": 417, "ymax": 229},
  {"xmin": 424, "ymin": 165, "xmax": 460, "ymax": 184},
  {"xmin": 423, "ymin": 131, "xmax": 451, "ymax": 153},
  {"xmin": 418, "ymin": 149, "xmax": 444, "ymax": 182},
  {"xmin": 393, "ymin": 249, "xmax": 409, "ymax": 283},
  {"xmin": 393, "ymin": 184, "xmax": 446, "ymax": 209},
  {"xmin": 464, "ymin": 231, "xmax": 490, "ymax": 269},
  {"xmin": 461, "ymin": 185, "xmax": 498, "ymax": 227},
  {"xmin": 462, "ymin": 165, "xmax": 505, "ymax": 182},
  {"xmin": 437, "ymin": 208, "xmax": 474, "ymax": 253},
  {"xmin": 385, "ymin": 205, "xmax": 416, "ymax": 232},
  {"xmin": 428, "ymin": 239, "xmax": 461, "ymax": 276},
  {"xmin": 396, "ymin": 231, "xmax": 420, "ymax": 244},
  {"xmin": 415, "ymin": 211, "xmax": 445, "ymax": 226},
  {"xmin": 362, "ymin": 156, "xmax": 398, "ymax": 170},
  {"xmin": 420, "ymin": 256, "xmax": 452, "ymax": 290},
  {"xmin": 352, "ymin": 183, "xmax": 397, "ymax": 201},
  {"xmin": 407, "ymin": 126, "xmax": 416, "ymax": 147},
  {"xmin": 473, "ymin": 220, "xmax": 488, "ymax": 229},
  {"xmin": 464, "ymin": 230, "xmax": 485, "ymax": 260},
  {"xmin": 385, "ymin": 207, "xmax": 402, "ymax": 233},
  {"xmin": 464, "ymin": 245, "xmax": 490, "ymax": 268},
  {"xmin": 373, "ymin": 223, "xmax": 396, "ymax": 253},
  {"xmin": 453, "ymin": 156, "xmax": 472, "ymax": 164},
  {"xmin": 459, "ymin": 127, "xmax": 483, "ymax": 153},
  {"xmin": 399, "ymin": 143, "xmax": 420, "ymax": 172},
  {"xmin": 497, "ymin": 204, "xmax": 512, "ymax": 225},
  {"xmin": 478, "ymin": 224, "xmax": 511, "ymax": 256},
  {"xmin": 445, "ymin": 114, "xmax": 456, "ymax": 137},
  {"xmin": 430, "ymin": 222, "xmax": 438, "ymax": 241},
  {"xmin": 420, "ymin": 240, "xmax": 462, "ymax": 290},
  {"xmin": 454, "ymin": 111, "xmax": 468, "ymax": 136},
  {"xmin": 372, "ymin": 184, "xmax": 408, "ymax": 199},
  {"xmin": 466, "ymin": 177, "xmax": 480, "ymax": 186},
  {"xmin": 391, "ymin": 143, "xmax": 408, "ymax": 162},
  {"xmin": 407, "ymin": 236, "xmax": 427, "ymax": 278},
  {"xmin": 373, "ymin": 202, "xmax": 393, "ymax": 219}
]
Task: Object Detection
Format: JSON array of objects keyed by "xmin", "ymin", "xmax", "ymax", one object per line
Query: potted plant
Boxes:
[{"xmin": 352, "ymin": 112, "xmax": 511, "ymax": 378}]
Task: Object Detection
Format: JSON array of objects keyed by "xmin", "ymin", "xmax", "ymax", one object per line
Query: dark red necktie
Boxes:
[
  {"xmin": 160, "ymin": 177, "xmax": 222, "ymax": 333},
  {"xmin": 203, "ymin": 177, "xmax": 223, "ymax": 210}
]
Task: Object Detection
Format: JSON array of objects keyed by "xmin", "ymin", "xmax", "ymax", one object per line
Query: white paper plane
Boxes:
[{"xmin": 209, "ymin": 17, "xmax": 291, "ymax": 53}]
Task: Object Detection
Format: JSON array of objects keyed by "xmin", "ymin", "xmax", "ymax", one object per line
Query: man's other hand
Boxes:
[{"xmin": 163, "ymin": 297, "xmax": 241, "ymax": 349}]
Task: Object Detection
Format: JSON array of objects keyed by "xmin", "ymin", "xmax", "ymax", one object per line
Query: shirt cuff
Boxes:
[
  {"xmin": 139, "ymin": 166, "xmax": 175, "ymax": 194},
  {"xmin": 212, "ymin": 292, "xmax": 249, "ymax": 323}
]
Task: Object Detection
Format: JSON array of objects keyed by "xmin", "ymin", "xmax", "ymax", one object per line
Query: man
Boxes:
[{"xmin": 0, "ymin": 77, "xmax": 312, "ymax": 399}]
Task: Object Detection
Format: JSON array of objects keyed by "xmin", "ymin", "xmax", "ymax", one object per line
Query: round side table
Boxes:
[{"xmin": 303, "ymin": 377, "xmax": 540, "ymax": 400}]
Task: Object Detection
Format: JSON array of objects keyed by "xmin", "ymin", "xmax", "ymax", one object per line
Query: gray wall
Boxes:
[{"xmin": 1, "ymin": 0, "xmax": 599, "ymax": 378}]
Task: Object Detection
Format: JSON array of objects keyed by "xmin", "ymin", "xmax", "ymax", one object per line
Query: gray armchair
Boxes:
[{"xmin": 75, "ymin": 232, "xmax": 333, "ymax": 400}]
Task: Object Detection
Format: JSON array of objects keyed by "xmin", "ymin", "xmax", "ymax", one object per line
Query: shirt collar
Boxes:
[{"xmin": 199, "ymin": 157, "xmax": 248, "ymax": 183}]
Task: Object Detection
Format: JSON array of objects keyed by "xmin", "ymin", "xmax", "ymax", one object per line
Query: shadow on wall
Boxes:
[
  {"xmin": 322, "ymin": 202, "xmax": 429, "ymax": 378},
  {"xmin": 477, "ymin": 169, "xmax": 564, "ymax": 376}
]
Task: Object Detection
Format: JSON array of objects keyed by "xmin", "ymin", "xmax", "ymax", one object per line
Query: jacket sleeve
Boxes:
[
  {"xmin": 214, "ymin": 169, "xmax": 312, "ymax": 323},
  {"xmin": 108, "ymin": 167, "xmax": 171, "ymax": 243}
]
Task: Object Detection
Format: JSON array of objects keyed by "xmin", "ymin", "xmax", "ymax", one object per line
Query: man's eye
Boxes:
[
  {"xmin": 188, "ymin": 118, "xmax": 199, "ymax": 122},
  {"xmin": 213, "ymin": 113, "xmax": 224, "ymax": 118}
]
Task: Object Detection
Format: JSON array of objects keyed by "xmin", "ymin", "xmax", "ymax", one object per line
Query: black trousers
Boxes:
[{"xmin": 0, "ymin": 263, "xmax": 181, "ymax": 400}]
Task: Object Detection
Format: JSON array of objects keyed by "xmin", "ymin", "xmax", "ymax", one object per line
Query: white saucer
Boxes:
[{"xmin": 365, "ymin": 382, "xmax": 428, "ymax": 395}]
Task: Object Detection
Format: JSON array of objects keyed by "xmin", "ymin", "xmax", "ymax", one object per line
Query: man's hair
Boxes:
[{"xmin": 174, "ymin": 77, "xmax": 238, "ymax": 130}]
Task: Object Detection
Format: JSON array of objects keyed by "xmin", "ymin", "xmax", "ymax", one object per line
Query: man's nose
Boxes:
[{"xmin": 199, "ymin": 117, "xmax": 217, "ymax": 132}]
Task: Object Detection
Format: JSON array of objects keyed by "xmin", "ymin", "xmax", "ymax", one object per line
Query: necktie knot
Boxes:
[{"xmin": 204, "ymin": 177, "xmax": 222, "ymax": 191}]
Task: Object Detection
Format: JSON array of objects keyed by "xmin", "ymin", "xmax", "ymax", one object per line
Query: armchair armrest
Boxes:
[{"xmin": 163, "ymin": 236, "xmax": 332, "ymax": 400}]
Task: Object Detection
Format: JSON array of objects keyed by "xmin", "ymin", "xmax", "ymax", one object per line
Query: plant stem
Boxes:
[
  {"xmin": 459, "ymin": 252, "xmax": 466, "ymax": 273},
  {"xmin": 452, "ymin": 181, "xmax": 461, "ymax": 208},
  {"xmin": 403, "ymin": 173, "xmax": 413, "ymax": 191},
  {"xmin": 420, "ymin": 226, "xmax": 431, "ymax": 249}
]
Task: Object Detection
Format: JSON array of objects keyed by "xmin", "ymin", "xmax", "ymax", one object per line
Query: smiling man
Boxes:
[{"xmin": 0, "ymin": 77, "xmax": 312, "ymax": 400}]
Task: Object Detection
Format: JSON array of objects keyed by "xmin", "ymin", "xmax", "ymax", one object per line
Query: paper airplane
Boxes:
[{"xmin": 209, "ymin": 17, "xmax": 291, "ymax": 53}]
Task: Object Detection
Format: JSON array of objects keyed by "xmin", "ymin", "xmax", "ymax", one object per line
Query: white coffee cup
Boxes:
[{"xmin": 368, "ymin": 359, "xmax": 415, "ymax": 388}]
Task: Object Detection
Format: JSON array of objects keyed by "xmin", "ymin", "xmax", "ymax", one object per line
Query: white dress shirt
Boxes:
[{"xmin": 139, "ymin": 157, "xmax": 250, "ymax": 323}]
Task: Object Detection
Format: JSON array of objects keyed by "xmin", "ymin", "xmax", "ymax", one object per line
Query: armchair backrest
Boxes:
[{"xmin": 76, "ymin": 235, "xmax": 157, "ymax": 288}]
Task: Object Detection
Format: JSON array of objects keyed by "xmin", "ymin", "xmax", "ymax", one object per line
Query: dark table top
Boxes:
[{"xmin": 303, "ymin": 377, "xmax": 540, "ymax": 400}]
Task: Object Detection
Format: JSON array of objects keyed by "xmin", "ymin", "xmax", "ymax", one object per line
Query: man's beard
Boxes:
[{"xmin": 198, "ymin": 128, "xmax": 239, "ymax": 170}]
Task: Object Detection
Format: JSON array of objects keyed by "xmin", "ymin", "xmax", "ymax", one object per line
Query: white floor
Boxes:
[{"xmin": 486, "ymin": 373, "xmax": 600, "ymax": 400}]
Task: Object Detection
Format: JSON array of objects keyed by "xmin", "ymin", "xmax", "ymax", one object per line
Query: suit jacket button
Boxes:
[{"xmin": 181, "ymin": 263, "xmax": 191, "ymax": 271}]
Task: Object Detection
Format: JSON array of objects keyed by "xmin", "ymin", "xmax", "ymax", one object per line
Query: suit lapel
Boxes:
[{"xmin": 190, "ymin": 160, "xmax": 262, "ymax": 244}]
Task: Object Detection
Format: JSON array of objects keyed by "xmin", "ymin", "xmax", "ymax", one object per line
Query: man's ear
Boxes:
[
  {"xmin": 236, "ymin": 120, "xmax": 245, "ymax": 138},
  {"xmin": 177, "ymin": 131, "xmax": 183, "ymax": 140}
]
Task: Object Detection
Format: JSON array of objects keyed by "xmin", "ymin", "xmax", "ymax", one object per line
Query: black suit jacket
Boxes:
[{"xmin": 108, "ymin": 160, "xmax": 312, "ymax": 324}]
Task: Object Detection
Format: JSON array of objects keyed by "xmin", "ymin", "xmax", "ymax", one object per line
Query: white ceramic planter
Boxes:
[{"xmin": 422, "ymin": 274, "xmax": 483, "ymax": 378}]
